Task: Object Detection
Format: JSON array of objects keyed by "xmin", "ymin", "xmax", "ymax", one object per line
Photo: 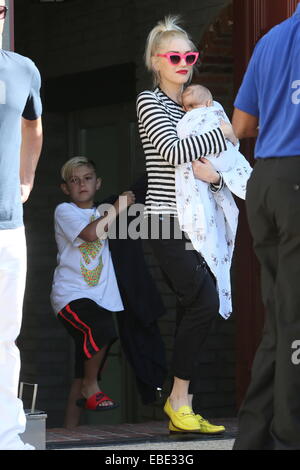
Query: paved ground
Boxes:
[
  {"xmin": 63, "ymin": 438, "xmax": 235, "ymax": 451},
  {"xmin": 47, "ymin": 417, "xmax": 237, "ymax": 451}
]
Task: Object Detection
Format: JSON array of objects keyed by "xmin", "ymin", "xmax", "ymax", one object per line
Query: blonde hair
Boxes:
[
  {"xmin": 61, "ymin": 156, "xmax": 97, "ymax": 182},
  {"xmin": 145, "ymin": 15, "xmax": 197, "ymax": 87}
]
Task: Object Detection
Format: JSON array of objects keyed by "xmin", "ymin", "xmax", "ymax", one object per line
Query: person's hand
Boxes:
[
  {"xmin": 220, "ymin": 120, "xmax": 238, "ymax": 146},
  {"xmin": 117, "ymin": 191, "xmax": 136, "ymax": 212},
  {"xmin": 192, "ymin": 159, "xmax": 220, "ymax": 184},
  {"xmin": 20, "ymin": 184, "xmax": 31, "ymax": 204},
  {"xmin": 121, "ymin": 191, "xmax": 136, "ymax": 206}
]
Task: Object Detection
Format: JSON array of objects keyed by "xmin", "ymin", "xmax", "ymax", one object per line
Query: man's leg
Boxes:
[
  {"xmin": 233, "ymin": 161, "xmax": 278, "ymax": 450},
  {"xmin": 268, "ymin": 158, "xmax": 300, "ymax": 449},
  {"xmin": 234, "ymin": 157, "xmax": 300, "ymax": 449},
  {"xmin": 0, "ymin": 227, "xmax": 32, "ymax": 450},
  {"xmin": 270, "ymin": 237, "xmax": 300, "ymax": 449}
]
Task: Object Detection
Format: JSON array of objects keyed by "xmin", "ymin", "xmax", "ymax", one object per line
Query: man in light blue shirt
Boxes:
[
  {"xmin": 0, "ymin": 0, "xmax": 43, "ymax": 450},
  {"xmin": 232, "ymin": 2, "xmax": 300, "ymax": 450}
]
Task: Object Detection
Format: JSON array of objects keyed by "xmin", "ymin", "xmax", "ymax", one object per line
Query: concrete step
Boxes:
[{"xmin": 46, "ymin": 417, "xmax": 238, "ymax": 450}]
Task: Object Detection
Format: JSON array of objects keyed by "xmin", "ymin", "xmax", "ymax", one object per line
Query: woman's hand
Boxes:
[
  {"xmin": 192, "ymin": 159, "xmax": 220, "ymax": 184},
  {"xmin": 220, "ymin": 120, "xmax": 238, "ymax": 146}
]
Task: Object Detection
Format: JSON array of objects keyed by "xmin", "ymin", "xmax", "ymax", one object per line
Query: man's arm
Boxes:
[
  {"xmin": 232, "ymin": 108, "xmax": 259, "ymax": 140},
  {"xmin": 20, "ymin": 117, "xmax": 43, "ymax": 203}
]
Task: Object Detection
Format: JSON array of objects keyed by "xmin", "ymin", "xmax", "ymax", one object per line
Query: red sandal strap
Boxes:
[
  {"xmin": 99, "ymin": 393, "xmax": 113, "ymax": 402},
  {"xmin": 85, "ymin": 392, "xmax": 114, "ymax": 410}
]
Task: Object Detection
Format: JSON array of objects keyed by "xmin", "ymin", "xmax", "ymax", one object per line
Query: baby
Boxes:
[
  {"xmin": 175, "ymin": 84, "xmax": 252, "ymax": 319},
  {"xmin": 178, "ymin": 84, "xmax": 251, "ymax": 187},
  {"xmin": 182, "ymin": 84, "xmax": 214, "ymax": 110}
]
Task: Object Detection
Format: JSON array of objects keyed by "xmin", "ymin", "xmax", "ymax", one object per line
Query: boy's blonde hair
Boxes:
[
  {"xmin": 61, "ymin": 156, "xmax": 97, "ymax": 182},
  {"xmin": 145, "ymin": 15, "xmax": 197, "ymax": 87}
]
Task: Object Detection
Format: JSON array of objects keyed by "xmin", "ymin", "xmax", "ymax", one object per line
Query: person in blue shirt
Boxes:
[
  {"xmin": 0, "ymin": 1, "xmax": 43, "ymax": 450},
  {"xmin": 232, "ymin": 3, "xmax": 300, "ymax": 450}
]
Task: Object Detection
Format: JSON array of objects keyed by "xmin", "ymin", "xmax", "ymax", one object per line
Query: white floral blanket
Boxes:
[{"xmin": 176, "ymin": 101, "xmax": 252, "ymax": 319}]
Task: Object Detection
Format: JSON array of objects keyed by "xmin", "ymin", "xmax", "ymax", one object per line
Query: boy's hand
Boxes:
[
  {"xmin": 117, "ymin": 191, "xmax": 136, "ymax": 212},
  {"xmin": 121, "ymin": 191, "xmax": 136, "ymax": 206}
]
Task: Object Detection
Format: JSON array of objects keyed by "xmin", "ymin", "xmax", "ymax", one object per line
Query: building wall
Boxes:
[{"xmin": 15, "ymin": 0, "xmax": 235, "ymax": 426}]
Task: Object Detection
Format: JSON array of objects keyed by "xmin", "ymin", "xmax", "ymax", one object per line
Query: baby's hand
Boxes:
[{"xmin": 220, "ymin": 120, "xmax": 238, "ymax": 146}]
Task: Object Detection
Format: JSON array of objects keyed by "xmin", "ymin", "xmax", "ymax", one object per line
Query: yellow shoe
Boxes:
[
  {"xmin": 195, "ymin": 414, "xmax": 225, "ymax": 434},
  {"xmin": 169, "ymin": 416, "xmax": 225, "ymax": 434},
  {"xmin": 168, "ymin": 420, "xmax": 200, "ymax": 434},
  {"xmin": 164, "ymin": 398, "xmax": 200, "ymax": 432}
]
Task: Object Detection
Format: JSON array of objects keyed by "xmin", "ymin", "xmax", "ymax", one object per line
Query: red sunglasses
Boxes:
[
  {"xmin": 156, "ymin": 52, "xmax": 199, "ymax": 66},
  {"xmin": 0, "ymin": 6, "xmax": 7, "ymax": 20}
]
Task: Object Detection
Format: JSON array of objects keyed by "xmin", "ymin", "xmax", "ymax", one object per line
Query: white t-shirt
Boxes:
[{"xmin": 50, "ymin": 202, "xmax": 124, "ymax": 315}]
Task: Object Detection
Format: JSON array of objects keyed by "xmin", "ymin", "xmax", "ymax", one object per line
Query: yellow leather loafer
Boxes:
[
  {"xmin": 169, "ymin": 420, "xmax": 199, "ymax": 434},
  {"xmin": 164, "ymin": 398, "xmax": 200, "ymax": 432},
  {"xmin": 169, "ymin": 414, "xmax": 225, "ymax": 435},
  {"xmin": 196, "ymin": 414, "xmax": 225, "ymax": 434}
]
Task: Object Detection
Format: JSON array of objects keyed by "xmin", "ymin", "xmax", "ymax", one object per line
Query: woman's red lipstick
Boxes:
[{"xmin": 177, "ymin": 70, "xmax": 188, "ymax": 75}]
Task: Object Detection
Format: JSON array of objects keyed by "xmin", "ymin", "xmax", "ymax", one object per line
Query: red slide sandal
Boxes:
[{"xmin": 76, "ymin": 392, "xmax": 119, "ymax": 411}]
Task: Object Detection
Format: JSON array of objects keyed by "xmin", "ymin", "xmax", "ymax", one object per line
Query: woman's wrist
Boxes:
[
  {"xmin": 210, "ymin": 171, "xmax": 221, "ymax": 185},
  {"xmin": 210, "ymin": 172, "xmax": 224, "ymax": 192}
]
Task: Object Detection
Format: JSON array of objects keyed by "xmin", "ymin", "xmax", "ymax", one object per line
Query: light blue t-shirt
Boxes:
[
  {"xmin": 234, "ymin": 4, "xmax": 300, "ymax": 159},
  {"xmin": 0, "ymin": 50, "xmax": 42, "ymax": 229}
]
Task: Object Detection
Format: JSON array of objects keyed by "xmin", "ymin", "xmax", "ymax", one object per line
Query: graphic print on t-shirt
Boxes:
[{"xmin": 78, "ymin": 216, "xmax": 104, "ymax": 287}]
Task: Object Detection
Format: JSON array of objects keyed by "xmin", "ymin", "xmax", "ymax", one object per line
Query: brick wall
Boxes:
[{"xmin": 15, "ymin": 0, "xmax": 236, "ymax": 426}]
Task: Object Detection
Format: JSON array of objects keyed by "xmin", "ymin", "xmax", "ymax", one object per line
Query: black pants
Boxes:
[
  {"xmin": 147, "ymin": 215, "xmax": 219, "ymax": 393},
  {"xmin": 233, "ymin": 157, "xmax": 300, "ymax": 450}
]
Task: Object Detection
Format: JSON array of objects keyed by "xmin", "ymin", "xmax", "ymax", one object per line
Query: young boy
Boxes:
[{"xmin": 50, "ymin": 156, "xmax": 135, "ymax": 428}]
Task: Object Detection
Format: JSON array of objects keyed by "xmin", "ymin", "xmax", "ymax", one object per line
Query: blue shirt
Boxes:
[
  {"xmin": 234, "ymin": 4, "xmax": 300, "ymax": 158},
  {"xmin": 0, "ymin": 50, "xmax": 42, "ymax": 229}
]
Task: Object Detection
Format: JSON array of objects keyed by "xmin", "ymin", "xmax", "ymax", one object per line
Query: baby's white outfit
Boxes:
[{"xmin": 176, "ymin": 101, "xmax": 252, "ymax": 319}]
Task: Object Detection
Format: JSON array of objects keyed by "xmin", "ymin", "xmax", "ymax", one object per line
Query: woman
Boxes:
[{"xmin": 136, "ymin": 16, "xmax": 237, "ymax": 434}]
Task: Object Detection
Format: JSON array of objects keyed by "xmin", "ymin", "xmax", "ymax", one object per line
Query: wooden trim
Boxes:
[{"xmin": 287, "ymin": 0, "xmax": 299, "ymax": 17}]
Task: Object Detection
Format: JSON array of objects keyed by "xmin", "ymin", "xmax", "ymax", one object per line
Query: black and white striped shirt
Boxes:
[{"xmin": 137, "ymin": 87, "xmax": 227, "ymax": 216}]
